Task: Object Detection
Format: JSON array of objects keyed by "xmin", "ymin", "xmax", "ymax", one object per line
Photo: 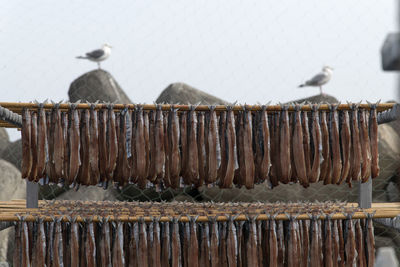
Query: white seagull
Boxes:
[
  {"xmin": 76, "ymin": 44, "xmax": 112, "ymax": 69},
  {"xmin": 298, "ymin": 66, "xmax": 333, "ymax": 95}
]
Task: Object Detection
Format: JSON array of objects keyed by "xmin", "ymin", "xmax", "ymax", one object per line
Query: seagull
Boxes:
[
  {"xmin": 298, "ymin": 66, "xmax": 333, "ymax": 95},
  {"xmin": 76, "ymin": 44, "xmax": 112, "ymax": 69}
]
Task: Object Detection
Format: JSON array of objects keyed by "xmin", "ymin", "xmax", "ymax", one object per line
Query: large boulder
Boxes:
[
  {"xmin": 0, "ymin": 139, "xmax": 21, "ymax": 171},
  {"xmin": 0, "ymin": 128, "xmax": 9, "ymax": 155},
  {"xmin": 156, "ymin": 82, "xmax": 229, "ymax": 105},
  {"xmin": 56, "ymin": 186, "xmax": 118, "ymax": 201},
  {"xmin": 0, "ymin": 160, "xmax": 25, "ymax": 262},
  {"xmin": 68, "ymin": 69, "xmax": 131, "ymax": 104}
]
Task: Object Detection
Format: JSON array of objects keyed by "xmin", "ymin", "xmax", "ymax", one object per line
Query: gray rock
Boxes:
[
  {"xmin": 156, "ymin": 82, "xmax": 229, "ymax": 105},
  {"xmin": 290, "ymin": 93, "xmax": 339, "ymax": 104},
  {"xmin": 0, "ymin": 160, "xmax": 25, "ymax": 262},
  {"xmin": 56, "ymin": 185, "xmax": 118, "ymax": 201},
  {"xmin": 0, "ymin": 129, "xmax": 9, "ymax": 155},
  {"xmin": 68, "ymin": 69, "xmax": 132, "ymax": 104},
  {"xmin": 0, "ymin": 139, "xmax": 21, "ymax": 171},
  {"xmin": 375, "ymin": 247, "xmax": 399, "ymax": 267}
]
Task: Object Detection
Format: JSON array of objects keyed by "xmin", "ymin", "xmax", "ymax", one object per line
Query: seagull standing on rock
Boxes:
[
  {"xmin": 298, "ymin": 66, "xmax": 333, "ymax": 95},
  {"xmin": 76, "ymin": 44, "xmax": 112, "ymax": 69}
]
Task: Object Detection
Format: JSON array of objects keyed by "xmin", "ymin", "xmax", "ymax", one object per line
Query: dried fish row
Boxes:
[
  {"xmin": 20, "ymin": 103, "xmax": 381, "ymax": 189},
  {"xmin": 12, "ymin": 214, "xmax": 375, "ymax": 267}
]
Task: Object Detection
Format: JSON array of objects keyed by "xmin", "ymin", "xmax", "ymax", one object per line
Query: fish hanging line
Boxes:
[{"xmin": 0, "ymin": 105, "xmax": 22, "ymax": 127}]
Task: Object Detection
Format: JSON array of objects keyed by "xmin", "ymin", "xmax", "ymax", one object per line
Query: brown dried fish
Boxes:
[
  {"xmin": 171, "ymin": 218, "xmax": 181, "ymax": 267},
  {"xmin": 205, "ymin": 106, "xmax": 219, "ymax": 184},
  {"xmin": 135, "ymin": 107, "xmax": 147, "ymax": 188},
  {"xmin": 138, "ymin": 219, "xmax": 148, "ymax": 266},
  {"xmin": 78, "ymin": 109, "xmax": 91, "ymax": 185},
  {"xmin": 163, "ymin": 112, "xmax": 171, "ymax": 187},
  {"xmin": 221, "ymin": 106, "xmax": 236, "ymax": 188},
  {"xmin": 189, "ymin": 217, "xmax": 199, "ymax": 267},
  {"xmin": 69, "ymin": 217, "xmax": 80, "ymax": 267},
  {"xmin": 161, "ymin": 221, "xmax": 170, "ymax": 267},
  {"xmin": 330, "ymin": 104, "xmax": 342, "ymax": 184},
  {"xmin": 345, "ymin": 217, "xmax": 356, "ymax": 266},
  {"xmin": 339, "ymin": 110, "xmax": 351, "ymax": 185},
  {"xmin": 259, "ymin": 105, "xmax": 271, "ymax": 182},
  {"xmin": 293, "ymin": 105, "xmax": 309, "ymax": 187},
  {"xmin": 112, "ymin": 221, "xmax": 125, "ymax": 267},
  {"xmin": 199, "ymin": 222, "xmax": 211, "ymax": 267},
  {"xmin": 98, "ymin": 109, "xmax": 108, "ymax": 183},
  {"xmin": 355, "ymin": 219, "xmax": 366, "ymax": 267},
  {"xmin": 106, "ymin": 105, "xmax": 118, "ymax": 181},
  {"xmin": 350, "ymin": 104, "xmax": 362, "ymax": 181},
  {"xmin": 62, "ymin": 112, "xmax": 69, "ymax": 182},
  {"xmin": 29, "ymin": 112, "xmax": 38, "ymax": 182},
  {"xmin": 332, "ymin": 219, "xmax": 340, "ymax": 265},
  {"xmin": 209, "ymin": 217, "xmax": 219, "ymax": 267},
  {"xmin": 310, "ymin": 216, "xmax": 319, "ymax": 267},
  {"xmin": 67, "ymin": 105, "xmax": 81, "ymax": 185},
  {"xmin": 21, "ymin": 108, "xmax": 32, "ymax": 178},
  {"xmin": 320, "ymin": 111, "xmax": 331, "ymax": 184},
  {"xmin": 143, "ymin": 111, "xmax": 151, "ymax": 181},
  {"xmin": 226, "ymin": 216, "xmax": 237, "ymax": 267},
  {"xmin": 337, "ymin": 219, "xmax": 345, "ymax": 267},
  {"xmin": 37, "ymin": 104, "xmax": 47, "ymax": 179},
  {"xmin": 279, "ymin": 105, "xmax": 291, "ymax": 183},
  {"xmin": 155, "ymin": 105, "xmax": 165, "ymax": 181},
  {"xmin": 85, "ymin": 220, "xmax": 96, "ymax": 267},
  {"xmin": 369, "ymin": 103, "xmax": 380, "ymax": 178},
  {"xmin": 269, "ymin": 113, "xmax": 280, "ymax": 186},
  {"xmin": 129, "ymin": 222, "xmax": 138, "ymax": 267},
  {"xmin": 168, "ymin": 108, "xmax": 181, "ymax": 188},
  {"xmin": 268, "ymin": 218, "xmax": 278, "ymax": 267},
  {"xmin": 34, "ymin": 218, "xmax": 46, "ymax": 267},
  {"xmin": 302, "ymin": 110, "xmax": 312, "ymax": 178},
  {"xmin": 53, "ymin": 105, "xmax": 65, "ymax": 180},
  {"xmin": 243, "ymin": 108, "xmax": 255, "ymax": 189},
  {"xmin": 180, "ymin": 111, "xmax": 189, "ymax": 182},
  {"xmin": 197, "ymin": 112, "xmax": 206, "ymax": 187},
  {"xmin": 276, "ymin": 219, "xmax": 285, "ymax": 266},
  {"xmin": 153, "ymin": 219, "xmax": 161, "ymax": 267},
  {"xmin": 187, "ymin": 106, "xmax": 199, "ymax": 185},
  {"xmin": 287, "ymin": 216, "xmax": 299, "ymax": 267},
  {"xmin": 21, "ymin": 219, "xmax": 30, "ymax": 267},
  {"xmin": 324, "ymin": 216, "xmax": 333, "ymax": 267},
  {"xmin": 247, "ymin": 217, "xmax": 258, "ymax": 267},
  {"xmin": 366, "ymin": 214, "xmax": 375, "ymax": 267},
  {"xmin": 53, "ymin": 218, "xmax": 64, "ymax": 267},
  {"xmin": 219, "ymin": 221, "xmax": 227, "ymax": 267},
  {"xmin": 359, "ymin": 109, "xmax": 372, "ymax": 182},
  {"xmin": 309, "ymin": 104, "xmax": 322, "ymax": 184}
]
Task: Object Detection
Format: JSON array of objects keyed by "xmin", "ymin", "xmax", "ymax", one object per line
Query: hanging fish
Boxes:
[
  {"xmin": 130, "ymin": 108, "xmax": 137, "ymax": 184},
  {"xmin": 269, "ymin": 113, "xmax": 280, "ymax": 186},
  {"xmin": 205, "ymin": 106, "xmax": 219, "ymax": 184},
  {"xmin": 276, "ymin": 219, "xmax": 285, "ymax": 266},
  {"xmin": 246, "ymin": 217, "xmax": 258, "ymax": 267},
  {"xmin": 187, "ymin": 106, "xmax": 199, "ymax": 185},
  {"xmin": 46, "ymin": 110, "xmax": 56, "ymax": 183},
  {"xmin": 219, "ymin": 220, "xmax": 227, "ymax": 267},
  {"xmin": 138, "ymin": 219, "xmax": 148, "ymax": 266},
  {"xmin": 309, "ymin": 216, "xmax": 320, "ymax": 267},
  {"xmin": 324, "ymin": 216, "xmax": 333, "ymax": 267},
  {"xmin": 368, "ymin": 102, "xmax": 380, "ymax": 178},
  {"xmin": 98, "ymin": 108, "xmax": 108, "ymax": 183},
  {"xmin": 21, "ymin": 108, "xmax": 32, "ymax": 178},
  {"xmin": 129, "ymin": 222, "xmax": 139, "ymax": 267},
  {"xmin": 355, "ymin": 219, "xmax": 366, "ymax": 267},
  {"xmin": 243, "ymin": 107, "xmax": 255, "ymax": 189},
  {"xmin": 13, "ymin": 220, "xmax": 21, "ymax": 267},
  {"xmin": 171, "ymin": 218, "xmax": 181, "ymax": 267},
  {"xmin": 188, "ymin": 217, "xmax": 199, "ymax": 267},
  {"xmin": 112, "ymin": 221, "xmax": 125, "ymax": 267},
  {"xmin": 34, "ymin": 218, "xmax": 46, "ymax": 267},
  {"xmin": 152, "ymin": 218, "xmax": 161, "ymax": 267},
  {"xmin": 70, "ymin": 217, "xmax": 80, "ymax": 267},
  {"xmin": 267, "ymin": 217, "xmax": 278, "ymax": 267},
  {"xmin": 259, "ymin": 105, "xmax": 271, "ymax": 183},
  {"xmin": 37, "ymin": 104, "xmax": 48, "ymax": 179},
  {"xmin": 106, "ymin": 104, "xmax": 118, "ymax": 181},
  {"xmin": 78, "ymin": 109, "xmax": 91, "ymax": 185},
  {"xmin": 220, "ymin": 106, "xmax": 236, "ymax": 188},
  {"xmin": 84, "ymin": 219, "xmax": 96, "ymax": 267},
  {"xmin": 359, "ymin": 109, "xmax": 372, "ymax": 182},
  {"xmin": 180, "ymin": 111, "xmax": 189, "ymax": 183},
  {"xmin": 344, "ymin": 216, "xmax": 356, "ymax": 267},
  {"xmin": 155, "ymin": 105, "xmax": 165, "ymax": 182},
  {"xmin": 337, "ymin": 219, "xmax": 345, "ymax": 267},
  {"xmin": 163, "ymin": 111, "xmax": 171, "ymax": 187},
  {"xmin": 339, "ymin": 110, "xmax": 351, "ymax": 185},
  {"xmin": 287, "ymin": 216, "xmax": 299, "ymax": 267},
  {"xmin": 365, "ymin": 213, "xmax": 375, "ymax": 267},
  {"xmin": 53, "ymin": 218, "xmax": 64, "ymax": 267},
  {"xmin": 21, "ymin": 219, "xmax": 31, "ymax": 267},
  {"xmin": 302, "ymin": 110, "xmax": 312, "ymax": 178},
  {"xmin": 279, "ymin": 105, "xmax": 291, "ymax": 183},
  {"xmin": 53, "ymin": 104, "xmax": 65, "ymax": 180},
  {"xmin": 293, "ymin": 105, "xmax": 309, "ymax": 187},
  {"xmin": 209, "ymin": 217, "xmax": 219, "ymax": 267},
  {"xmin": 168, "ymin": 107, "xmax": 181, "ymax": 188},
  {"xmin": 236, "ymin": 111, "xmax": 245, "ymax": 187},
  {"xmin": 217, "ymin": 111, "xmax": 227, "ymax": 183},
  {"xmin": 29, "ymin": 112, "xmax": 38, "ymax": 182},
  {"xmin": 332, "ymin": 219, "xmax": 340, "ymax": 265},
  {"xmin": 62, "ymin": 111, "xmax": 70, "ymax": 183},
  {"xmin": 197, "ymin": 112, "xmax": 206, "ymax": 187},
  {"xmin": 320, "ymin": 110, "xmax": 331, "ymax": 184},
  {"xmin": 135, "ymin": 106, "xmax": 147, "ymax": 188},
  {"xmin": 161, "ymin": 221, "xmax": 170, "ymax": 267},
  {"xmin": 309, "ymin": 104, "xmax": 322, "ymax": 183},
  {"xmin": 350, "ymin": 103, "xmax": 362, "ymax": 181},
  {"xmin": 67, "ymin": 104, "xmax": 81, "ymax": 185},
  {"xmin": 143, "ymin": 111, "xmax": 151, "ymax": 182},
  {"xmin": 199, "ymin": 222, "xmax": 211, "ymax": 267},
  {"xmin": 330, "ymin": 104, "xmax": 342, "ymax": 184},
  {"xmin": 226, "ymin": 216, "xmax": 237, "ymax": 267},
  {"xmin": 299, "ymin": 219, "xmax": 309, "ymax": 267}
]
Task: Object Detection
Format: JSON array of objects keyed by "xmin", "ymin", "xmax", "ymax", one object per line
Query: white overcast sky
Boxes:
[{"xmin": 0, "ymin": 0, "xmax": 398, "ymax": 140}]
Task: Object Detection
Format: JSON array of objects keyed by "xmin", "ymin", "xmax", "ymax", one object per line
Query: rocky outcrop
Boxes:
[
  {"xmin": 0, "ymin": 129, "xmax": 9, "ymax": 155},
  {"xmin": 68, "ymin": 69, "xmax": 131, "ymax": 104},
  {"xmin": 0, "ymin": 139, "xmax": 21, "ymax": 171},
  {"xmin": 56, "ymin": 186, "xmax": 118, "ymax": 201},
  {"xmin": 0, "ymin": 160, "xmax": 25, "ymax": 262},
  {"xmin": 156, "ymin": 82, "xmax": 229, "ymax": 105}
]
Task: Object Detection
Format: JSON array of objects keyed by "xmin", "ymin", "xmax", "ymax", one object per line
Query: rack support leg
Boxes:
[
  {"xmin": 358, "ymin": 178, "xmax": 372, "ymax": 209},
  {"xmin": 26, "ymin": 181, "xmax": 38, "ymax": 208}
]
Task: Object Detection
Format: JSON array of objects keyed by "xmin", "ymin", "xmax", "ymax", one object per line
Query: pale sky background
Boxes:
[{"xmin": 0, "ymin": 0, "xmax": 398, "ymax": 140}]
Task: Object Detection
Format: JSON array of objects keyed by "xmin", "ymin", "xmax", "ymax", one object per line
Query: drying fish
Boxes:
[
  {"xmin": 324, "ymin": 216, "xmax": 333, "ymax": 267},
  {"xmin": 320, "ymin": 111, "xmax": 331, "ymax": 184},
  {"xmin": 332, "ymin": 219, "xmax": 340, "ymax": 265},
  {"xmin": 67, "ymin": 104, "xmax": 81, "ymax": 185},
  {"xmin": 242, "ymin": 107, "xmax": 255, "ymax": 189},
  {"xmin": 355, "ymin": 219, "xmax": 366, "ymax": 267},
  {"xmin": 143, "ymin": 111, "xmax": 151, "ymax": 181},
  {"xmin": 84, "ymin": 219, "xmax": 96, "ymax": 267},
  {"xmin": 235, "ymin": 111, "xmax": 245, "ymax": 187},
  {"xmin": 199, "ymin": 222, "xmax": 210, "ymax": 267},
  {"xmin": 309, "ymin": 104, "xmax": 322, "ymax": 183},
  {"xmin": 180, "ymin": 111, "xmax": 189, "ymax": 182},
  {"xmin": 345, "ymin": 216, "xmax": 356, "ymax": 266},
  {"xmin": 310, "ymin": 216, "xmax": 320, "ymax": 267},
  {"xmin": 135, "ymin": 106, "xmax": 147, "ymax": 188},
  {"xmin": 117, "ymin": 108, "xmax": 131, "ymax": 185},
  {"xmin": 226, "ymin": 216, "xmax": 237, "ymax": 267},
  {"xmin": 105, "ymin": 105, "xmax": 117, "ymax": 181},
  {"xmin": 161, "ymin": 221, "xmax": 170, "ymax": 267},
  {"xmin": 268, "ymin": 113, "xmax": 280, "ymax": 186},
  {"xmin": 138, "ymin": 219, "xmax": 148, "ymax": 266},
  {"xmin": 339, "ymin": 110, "xmax": 351, "ymax": 185},
  {"xmin": 366, "ymin": 213, "xmax": 375, "ymax": 267},
  {"xmin": 62, "ymin": 112, "xmax": 69, "ymax": 183},
  {"xmin": 350, "ymin": 103, "xmax": 362, "ymax": 181},
  {"xmin": 21, "ymin": 108, "xmax": 32, "ymax": 178},
  {"xmin": 163, "ymin": 112, "xmax": 171, "ymax": 187},
  {"xmin": 287, "ymin": 216, "xmax": 299, "ymax": 267},
  {"xmin": 187, "ymin": 106, "xmax": 199, "ymax": 185},
  {"xmin": 209, "ymin": 217, "xmax": 219, "ymax": 267},
  {"xmin": 78, "ymin": 109, "xmax": 91, "ymax": 185},
  {"xmin": 53, "ymin": 104, "xmax": 65, "ymax": 179},
  {"xmin": 217, "ymin": 111, "xmax": 227, "ymax": 183},
  {"xmin": 368, "ymin": 102, "xmax": 380, "ymax": 178},
  {"xmin": 36, "ymin": 104, "xmax": 48, "ymax": 179},
  {"xmin": 155, "ymin": 105, "xmax": 165, "ymax": 181},
  {"xmin": 189, "ymin": 217, "xmax": 199, "ymax": 267},
  {"xmin": 112, "ymin": 221, "xmax": 125, "ymax": 267},
  {"xmin": 153, "ymin": 218, "xmax": 161, "ymax": 267},
  {"xmin": 268, "ymin": 217, "xmax": 278, "ymax": 267},
  {"xmin": 276, "ymin": 219, "xmax": 285, "ymax": 266},
  {"xmin": 69, "ymin": 217, "xmax": 80, "ymax": 267},
  {"xmin": 168, "ymin": 107, "xmax": 181, "ymax": 188},
  {"xmin": 279, "ymin": 105, "xmax": 291, "ymax": 183},
  {"xmin": 197, "ymin": 112, "xmax": 206, "ymax": 187},
  {"xmin": 34, "ymin": 218, "xmax": 46, "ymax": 267},
  {"xmin": 330, "ymin": 104, "xmax": 342, "ymax": 184},
  {"xmin": 259, "ymin": 105, "xmax": 271, "ymax": 182},
  {"xmin": 171, "ymin": 218, "xmax": 181, "ymax": 267},
  {"xmin": 293, "ymin": 105, "xmax": 309, "ymax": 187},
  {"xmin": 302, "ymin": 110, "xmax": 312, "ymax": 178},
  {"xmin": 359, "ymin": 109, "xmax": 372, "ymax": 181},
  {"xmin": 205, "ymin": 106, "xmax": 219, "ymax": 184},
  {"xmin": 289, "ymin": 112, "xmax": 298, "ymax": 183},
  {"xmin": 129, "ymin": 222, "xmax": 139, "ymax": 267},
  {"xmin": 53, "ymin": 218, "xmax": 64, "ymax": 267},
  {"xmin": 29, "ymin": 112, "xmax": 38, "ymax": 182},
  {"xmin": 220, "ymin": 106, "xmax": 236, "ymax": 188},
  {"xmin": 247, "ymin": 216, "xmax": 258, "ymax": 267},
  {"xmin": 21, "ymin": 219, "xmax": 30, "ymax": 267},
  {"xmin": 218, "ymin": 220, "xmax": 227, "ymax": 267},
  {"xmin": 98, "ymin": 108, "xmax": 108, "ymax": 183}
]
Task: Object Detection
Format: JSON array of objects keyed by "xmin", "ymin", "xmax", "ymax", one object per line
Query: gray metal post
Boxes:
[
  {"xmin": 26, "ymin": 181, "xmax": 38, "ymax": 208},
  {"xmin": 358, "ymin": 178, "xmax": 372, "ymax": 209}
]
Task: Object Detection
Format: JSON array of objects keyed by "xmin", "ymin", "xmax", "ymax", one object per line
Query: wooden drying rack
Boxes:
[{"xmin": 0, "ymin": 101, "xmax": 398, "ymax": 220}]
